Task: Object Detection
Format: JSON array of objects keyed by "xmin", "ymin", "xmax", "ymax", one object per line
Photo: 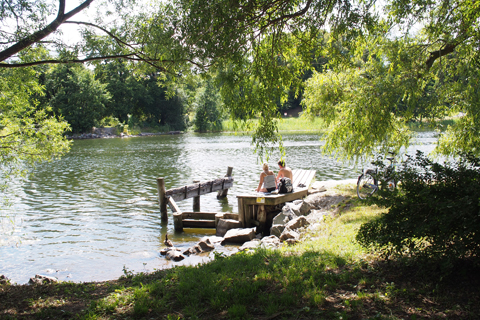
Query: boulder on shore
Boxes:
[
  {"xmin": 0, "ymin": 275, "xmax": 9, "ymax": 285},
  {"xmin": 216, "ymin": 218, "xmax": 242, "ymax": 237},
  {"xmin": 29, "ymin": 274, "xmax": 58, "ymax": 285},
  {"xmin": 270, "ymin": 224, "xmax": 286, "ymax": 237},
  {"xmin": 285, "ymin": 216, "xmax": 310, "ymax": 231},
  {"xmin": 280, "ymin": 228, "xmax": 300, "ymax": 242},
  {"xmin": 222, "ymin": 228, "xmax": 256, "ymax": 244},
  {"xmin": 288, "ymin": 200, "xmax": 312, "ymax": 216},
  {"xmin": 272, "ymin": 208, "xmax": 297, "ymax": 225},
  {"xmin": 184, "ymin": 238, "xmax": 215, "ymax": 255},
  {"xmin": 165, "ymin": 248, "xmax": 185, "ymax": 261}
]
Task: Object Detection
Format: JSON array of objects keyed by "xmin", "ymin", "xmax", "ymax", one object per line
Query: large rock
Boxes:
[
  {"xmin": 239, "ymin": 239, "xmax": 261, "ymax": 251},
  {"xmin": 29, "ymin": 274, "xmax": 58, "ymax": 285},
  {"xmin": 261, "ymin": 235, "xmax": 281, "ymax": 248},
  {"xmin": 279, "ymin": 229, "xmax": 300, "ymax": 242},
  {"xmin": 197, "ymin": 239, "xmax": 215, "ymax": 252},
  {"xmin": 308, "ymin": 181, "xmax": 327, "ymax": 194},
  {"xmin": 285, "ymin": 216, "xmax": 310, "ymax": 231},
  {"xmin": 270, "ymin": 224, "xmax": 285, "ymax": 237},
  {"xmin": 165, "ymin": 249, "xmax": 185, "ymax": 261},
  {"xmin": 304, "ymin": 193, "xmax": 346, "ymax": 211},
  {"xmin": 306, "ymin": 210, "xmax": 328, "ymax": 224},
  {"xmin": 183, "ymin": 245, "xmax": 202, "ymax": 255},
  {"xmin": 216, "ymin": 219, "xmax": 243, "ymax": 237},
  {"xmin": 183, "ymin": 238, "xmax": 215, "ymax": 255},
  {"xmin": 288, "ymin": 200, "xmax": 312, "ymax": 216},
  {"xmin": 200, "ymin": 236, "xmax": 224, "ymax": 245},
  {"xmin": 272, "ymin": 207, "xmax": 297, "ymax": 225},
  {"xmin": 222, "ymin": 228, "xmax": 256, "ymax": 244}
]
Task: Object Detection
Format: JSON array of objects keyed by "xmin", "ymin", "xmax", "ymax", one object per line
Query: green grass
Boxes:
[
  {"xmin": 222, "ymin": 117, "xmax": 326, "ymax": 133},
  {"xmin": 1, "ymin": 184, "xmax": 479, "ymax": 319},
  {"xmin": 221, "ymin": 116, "xmax": 460, "ymax": 134}
]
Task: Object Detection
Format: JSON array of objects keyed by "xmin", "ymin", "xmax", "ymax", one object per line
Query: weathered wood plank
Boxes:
[
  {"xmin": 166, "ymin": 176, "xmax": 234, "ymax": 202},
  {"xmin": 182, "ymin": 212, "xmax": 218, "ymax": 220},
  {"xmin": 302, "ymin": 171, "xmax": 316, "ymax": 187},
  {"xmin": 292, "ymin": 169, "xmax": 316, "ymax": 188},
  {"xmin": 167, "ymin": 197, "xmax": 182, "ymax": 213},
  {"xmin": 182, "ymin": 219, "xmax": 216, "ymax": 228}
]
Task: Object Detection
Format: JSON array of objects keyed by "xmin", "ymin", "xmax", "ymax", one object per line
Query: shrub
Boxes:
[{"xmin": 356, "ymin": 151, "xmax": 480, "ymax": 265}]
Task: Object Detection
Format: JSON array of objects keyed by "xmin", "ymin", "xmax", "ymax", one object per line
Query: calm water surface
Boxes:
[{"xmin": 0, "ymin": 132, "xmax": 438, "ymax": 284}]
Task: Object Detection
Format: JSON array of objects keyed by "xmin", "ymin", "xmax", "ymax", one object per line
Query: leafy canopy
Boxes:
[
  {"xmin": 356, "ymin": 151, "xmax": 480, "ymax": 265},
  {"xmin": 2, "ymin": 0, "xmax": 480, "ymax": 163}
]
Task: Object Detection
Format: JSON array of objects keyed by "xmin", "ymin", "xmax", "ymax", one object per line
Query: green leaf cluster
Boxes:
[
  {"xmin": 357, "ymin": 151, "xmax": 480, "ymax": 265},
  {"xmin": 0, "ymin": 65, "xmax": 70, "ymax": 204}
]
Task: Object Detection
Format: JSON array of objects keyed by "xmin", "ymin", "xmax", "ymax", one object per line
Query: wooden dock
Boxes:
[{"xmin": 156, "ymin": 167, "xmax": 239, "ymax": 231}]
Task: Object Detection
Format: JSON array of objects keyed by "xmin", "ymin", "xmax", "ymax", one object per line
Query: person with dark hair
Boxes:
[
  {"xmin": 276, "ymin": 159, "xmax": 294, "ymax": 193},
  {"xmin": 277, "ymin": 159, "xmax": 293, "ymax": 181},
  {"xmin": 256, "ymin": 163, "xmax": 277, "ymax": 193}
]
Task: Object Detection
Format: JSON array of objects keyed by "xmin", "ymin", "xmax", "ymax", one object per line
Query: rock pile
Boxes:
[{"xmin": 160, "ymin": 191, "xmax": 349, "ymax": 261}]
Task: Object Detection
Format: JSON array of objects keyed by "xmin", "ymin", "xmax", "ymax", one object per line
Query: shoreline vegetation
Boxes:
[
  {"xmin": 69, "ymin": 117, "xmax": 455, "ymax": 139},
  {"xmin": 1, "ymin": 183, "xmax": 479, "ymax": 319}
]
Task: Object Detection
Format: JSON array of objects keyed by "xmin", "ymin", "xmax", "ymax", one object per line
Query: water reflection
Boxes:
[{"xmin": 0, "ymin": 132, "xmax": 437, "ymax": 284}]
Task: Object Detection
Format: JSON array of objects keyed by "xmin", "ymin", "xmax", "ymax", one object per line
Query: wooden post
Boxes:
[
  {"xmin": 173, "ymin": 212, "xmax": 183, "ymax": 231},
  {"xmin": 256, "ymin": 205, "xmax": 267, "ymax": 235},
  {"xmin": 157, "ymin": 177, "xmax": 168, "ymax": 221},
  {"xmin": 193, "ymin": 180, "xmax": 200, "ymax": 212},
  {"xmin": 217, "ymin": 166, "xmax": 233, "ymax": 199},
  {"xmin": 215, "ymin": 213, "xmax": 224, "ymax": 227}
]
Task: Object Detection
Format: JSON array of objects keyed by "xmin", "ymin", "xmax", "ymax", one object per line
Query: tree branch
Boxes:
[
  {"xmin": 0, "ymin": 54, "xmax": 138, "ymax": 67},
  {"xmin": 425, "ymin": 42, "xmax": 457, "ymax": 70},
  {"xmin": 0, "ymin": 0, "xmax": 94, "ymax": 62}
]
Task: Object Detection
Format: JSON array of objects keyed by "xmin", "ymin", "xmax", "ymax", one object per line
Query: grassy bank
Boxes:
[
  {"xmin": 1, "ymin": 184, "xmax": 479, "ymax": 319},
  {"xmin": 222, "ymin": 117, "xmax": 326, "ymax": 133}
]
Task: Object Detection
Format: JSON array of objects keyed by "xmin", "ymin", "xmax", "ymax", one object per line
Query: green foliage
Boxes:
[
  {"xmin": 45, "ymin": 64, "xmax": 110, "ymax": 133},
  {"xmin": 193, "ymin": 79, "xmax": 223, "ymax": 132},
  {"xmin": 357, "ymin": 151, "xmax": 480, "ymax": 265},
  {"xmin": 95, "ymin": 61, "xmax": 188, "ymax": 131},
  {"xmin": 0, "ymin": 65, "xmax": 70, "ymax": 205},
  {"xmin": 94, "ymin": 60, "xmax": 142, "ymax": 124}
]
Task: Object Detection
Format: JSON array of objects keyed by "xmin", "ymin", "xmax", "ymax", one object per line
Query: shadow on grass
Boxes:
[{"xmin": 2, "ymin": 248, "xmax": 479, "ymax": 319}]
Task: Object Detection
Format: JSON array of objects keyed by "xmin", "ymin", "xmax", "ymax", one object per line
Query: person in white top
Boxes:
[{"xmin": 256, "ymin": 163, "xmax": 277, "ymax": 192}]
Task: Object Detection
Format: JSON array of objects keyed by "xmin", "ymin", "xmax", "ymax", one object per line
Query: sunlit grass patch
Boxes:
[{"xmin": 222, "ymin": 116, "xmax": 326, "ymax": 133}]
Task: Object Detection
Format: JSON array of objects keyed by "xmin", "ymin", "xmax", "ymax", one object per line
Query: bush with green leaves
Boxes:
[{"xmin": 356, "ymin": 151, "xmax": 480, "ymax": 264}]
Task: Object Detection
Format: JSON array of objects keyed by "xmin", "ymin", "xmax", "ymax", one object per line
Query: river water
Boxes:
[{"xmin": 0, "ymin": 132, "xmax": 438, "ymax": 284}]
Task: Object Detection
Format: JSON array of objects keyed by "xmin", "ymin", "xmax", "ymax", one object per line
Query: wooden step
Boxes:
[{"xmin": 182, "ymin": 219, "xmax": 216, "ymax": 228}]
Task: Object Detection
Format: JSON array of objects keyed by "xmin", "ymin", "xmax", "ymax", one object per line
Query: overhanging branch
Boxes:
[{"xmin": 0, "ymin": 0, "xmax": 94, "ymax": 62}]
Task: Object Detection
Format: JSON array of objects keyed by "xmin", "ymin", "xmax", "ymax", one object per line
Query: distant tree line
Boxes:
[
  {"xmin": 36, "ymin": 59, "xmax": 308, "ymax": 134},
  {"xmin": 36, "ymin": 61, "xmax": 187, "ymax": 134}
]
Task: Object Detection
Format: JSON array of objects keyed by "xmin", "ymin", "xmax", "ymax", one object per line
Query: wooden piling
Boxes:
[
  {"xmin": 217, "ymin": 166, "xmax": 233, "ymax": 199},
  {"xmin": 193, "ymin": 180, "xmax": 200, "ymax": 212},
  {"xmin": 168, "ymin": 197, "xmax": 184, "ymax": 231},
  {"xmin": 156, "ymin": 177, "xmax": 168, "ymax": 220}
]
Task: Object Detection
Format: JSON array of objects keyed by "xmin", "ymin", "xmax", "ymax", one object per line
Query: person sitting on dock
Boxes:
[
  {"xmin": 277, "ymin": 159, "xmax": 293, "ymax": 181},
  {"xmin": 256, "ymin": 163, "xmax": 277, "ymax": 193}
]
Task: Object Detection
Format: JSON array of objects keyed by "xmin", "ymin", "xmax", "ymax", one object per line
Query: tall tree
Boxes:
[
  {"xmin": 193, "ymin": 78, "xmax": 223, "ymax": 132},
  {"xmin": 45, "ymin": 64, "xmax": 110, "ymax": 133}
]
